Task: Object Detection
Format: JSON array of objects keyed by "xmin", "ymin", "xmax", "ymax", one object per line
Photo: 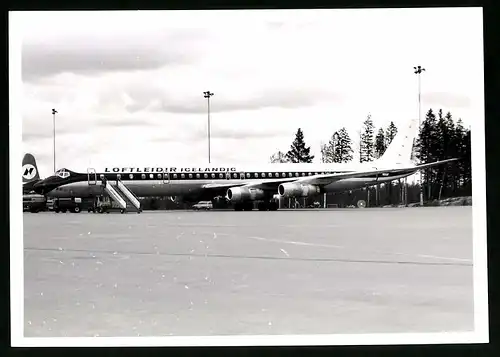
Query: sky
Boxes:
[{"xmin": 16, "ymin": 8, "xmax": 484, "ymax": 176}]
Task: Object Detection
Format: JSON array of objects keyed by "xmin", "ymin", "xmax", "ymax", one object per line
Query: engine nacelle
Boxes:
[
  {"xmin": 278, "ymin": 183, "xmax": 320, "ymax": 198},
  {"xmin": 226, "ymin": 187, "xmax": 265, "ymax": 203}
]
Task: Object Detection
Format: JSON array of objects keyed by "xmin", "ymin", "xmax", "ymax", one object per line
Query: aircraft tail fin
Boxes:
[
  {"xmin": 22, "ymin": 153, "xmax": 40, "ymax": 184},
  {"xmin": 376, "ymin": 118, "xmax": 420, "ymax": 166}
]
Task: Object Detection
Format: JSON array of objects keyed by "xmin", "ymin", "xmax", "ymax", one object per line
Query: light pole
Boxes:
[
  {"xmin": 52, "ymin": 108, "xmax": 57, "ymax": 173},
  {"xmin": 414, "ymin": 65, "xmax": 425, "ymax": 206},
  {"xmin": 203, "ymin": 91, "xmax": 214, "ymax": 163}
]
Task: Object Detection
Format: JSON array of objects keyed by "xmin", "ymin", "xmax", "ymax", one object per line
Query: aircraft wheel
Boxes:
[
  {"xmin": 120, "ymin": 209, "xmax": 125, "ymax": 214},
  {"xmin": 54, "ymin": 209, "xmax": 60, "ymax": 213},
  {"xmin": 234, "ymin": 203, "xmax": 243, "ymax": 211},
  {"xmin": 74, "ymin": 206, "xmax": 81, "ymax": 213},
  {"xmin": 98, "ymin": 207, "xmax": 104, "ymax": 214}
]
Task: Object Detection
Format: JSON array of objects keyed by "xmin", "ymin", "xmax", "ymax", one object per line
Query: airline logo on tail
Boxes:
[
  {"xmin": 22, "ymin": 164, "xmax": 37, "ymax": 180},
  {"xmin": 22, "ymin": 153, "xmax": 40, "ymax": 184}
]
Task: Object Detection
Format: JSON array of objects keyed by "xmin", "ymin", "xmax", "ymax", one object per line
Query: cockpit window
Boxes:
[{"xmin": 55, "ymin": 168, "xmax": 70, "ymax": 179}]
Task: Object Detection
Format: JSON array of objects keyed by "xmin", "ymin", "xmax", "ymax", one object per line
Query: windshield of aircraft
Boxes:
[{"xmin": 55, "ymin": 168, "xmax": 71, "ymax": 179}]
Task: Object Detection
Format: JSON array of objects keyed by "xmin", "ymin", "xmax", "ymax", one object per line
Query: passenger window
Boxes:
[
  {"xmin": 233, "ymin": 173, "xmax": 238, "ymax": 178},
  {"xmin": 181, "ymin": 174, "xmax": 185, "ymax": 179},
  {"xmin": 150, "ymin": 174, "xmax": 154, "ymax": 179},
  {"xmin": 219, "ymin": 173, "xmax": 224, "ymax": 178},
  {"xmin": 254, "ymin": 173, "xmax": 259, "ymax": 178},
  {"xmin": 189, "ymin": 174, "xmax": 193, "ymax": 178},
  {"xmin": 196, "ymin": 173, "xmax": 200, "ymax": 178},
  {"xmin": 211, "ymin": 173, "xmax": 215, "ymax": 178},
  {"xmin": 246, "ymin": 173, "xmax": 251, "ymax": 178},
  {"xmin": 173, "ymin": 174, "xmax": 178, "ymax": 179},
  {"xmin": 204, "ymin": 173, "xmax": 208, "ymax": 178},
  {"xmin": 288, "ymin": 173, "xmax": 292, "ymax": 177},
  {"xmin": 295, "ymin": 173, "xmax": 299, "ymax": 177},
  {"xmin": 129, "ymin": 174, "xmax": 133, "ymax": 179},
  {"xmin": 261, "ymin": 173, "xmax": 265, "ymax": 178},
  {"xmin": 158, "ymin": 174, "xmax": 162, "ymax": 179},
  {"xmin": 275, "ymin": 173, "xmax": 279, "ymax": 177},
  {"xmin": 141, "ymin": 174, "xmax": 146, "ymax": 179}
]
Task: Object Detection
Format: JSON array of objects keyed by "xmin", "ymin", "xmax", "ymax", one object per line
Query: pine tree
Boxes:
[
  {"xmin": 454, "ymin": 118, "xmax": 467, "ymax": 189},
  {"xmin": 286, "ymin": 128, "xmax": 315, "ymax": 163},
  {"xmin": 320, "ymin": 131, "xmax": 341, "ymax": 163},
  {"xmin": 360, "ymin": 114, "xmax": 375, "ymax": 162},
  {"xmin": 321, "ymin": 128, "xmax": 354, "ymax": 163},
  {"xmin": 415, "ymin": 108, "xmax": 439, "ymax": 200},
  {"xmin": 461, "ymin": 127, "xmax": 472, "ymax": 195},
  {"xmin": 374, "ymin": 128, "xmax": 387, "ymax": 158},
  {"xmin": 442, "ymin": 112, "xmax": 459, "ymax": 196},
  {"xmin": 337, "ymin": 127, "xmax": 354, "ymax": 162},
  {"xmin": 320, "ymin": 143, "xmax": 330, "ymax": 163},
  {"xmin": 269, "ymin": 151, "xmax": 290, "ymax": 163},
  {"xmin": 382, "ymin": 121, "xmax": 398, "ymax": 204},
  {"xmin": 385, "ymin": 121, "xmax": 398, "ymax": 147}
]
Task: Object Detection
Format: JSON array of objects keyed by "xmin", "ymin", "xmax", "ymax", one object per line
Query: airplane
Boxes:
[{"xmin": 32, "ymin": 118, "xmax": 458, "ymax": 212}]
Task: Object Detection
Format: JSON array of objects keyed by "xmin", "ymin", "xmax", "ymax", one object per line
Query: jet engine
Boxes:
[
  {"xmin": 278, "ymin": 183, "xmax": 320, "ymax": 198},
  {"xmin": 226, "ymin": 187, "xmax": 265, "ymax": 203}
]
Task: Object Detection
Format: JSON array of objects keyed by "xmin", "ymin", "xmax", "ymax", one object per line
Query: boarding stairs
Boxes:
[{"xmin": 102, "ymin": 178, "xmax": 142, "ymax": 213}]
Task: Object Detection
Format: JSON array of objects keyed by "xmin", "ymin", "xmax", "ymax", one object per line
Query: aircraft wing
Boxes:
[
  {"xmin": 202, "ymin": 158, "xmax": 458, "ymax": 191},
  {"xmin": 292, "ymin": 158, "xmax": 458, "ymax": 186}
]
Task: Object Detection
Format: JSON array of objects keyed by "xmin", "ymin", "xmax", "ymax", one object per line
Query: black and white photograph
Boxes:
[{"xmin": 10, "ymin": 7, "xmax": 487, "ymax": 346}]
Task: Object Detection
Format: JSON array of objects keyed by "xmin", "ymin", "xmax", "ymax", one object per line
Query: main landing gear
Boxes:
[{"xmin": 233, "ymin": 200, "xmax": 279, "ymax": 211}]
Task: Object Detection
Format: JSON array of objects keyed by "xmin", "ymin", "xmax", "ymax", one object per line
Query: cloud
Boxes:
[
  {"xmin": 423, "ymin": 92, "xmax": 471, "ymax": 108},
  {"xmin": 22, "ymin": 25, "xmax": 208, "ymax": 82},
  {"xmin": 131, "ymin": 86, "xmax": 341, "ymax": 114},
  {"xmin": 150, "ymin": 124, "xmax": 290, "ymax": 144},
  {"xmin": 98, "ymin": 117, "xmax": 156, "ymax": 128}
]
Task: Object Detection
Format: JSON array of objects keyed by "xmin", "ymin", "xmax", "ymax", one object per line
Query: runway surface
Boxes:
[{"xmin": 23, "ymin": 206, "xmax": 474, "ymax": 337}]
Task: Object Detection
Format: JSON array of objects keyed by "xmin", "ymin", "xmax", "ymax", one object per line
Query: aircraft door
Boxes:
[
  {"xmin": 372, "ymin": 167, "xmax": 378, "ymax": 182},
  {"xmin": 239, "ymin": 171, "xmax": 246, "ymax": 180},
  {"xmin": 87, "ymin": 168, "xmax": 97, "ymax": 185},
  {"xmin": 163, "ymin": 172, "xmax": 170, "ymax": 184},
  {"xmin": 225, "ymin": 172, "xmax": 231, "ymax": 180}
]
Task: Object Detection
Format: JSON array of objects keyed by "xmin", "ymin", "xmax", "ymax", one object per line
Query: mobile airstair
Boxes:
[{"xmin": 101, "ymin": 177, "xmax": 142, "ymax": 213}]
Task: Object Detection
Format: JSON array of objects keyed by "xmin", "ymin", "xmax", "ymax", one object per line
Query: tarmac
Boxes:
[{"xmin": 22, "ymin": 206, "xmax": 474, "ymax": 337}]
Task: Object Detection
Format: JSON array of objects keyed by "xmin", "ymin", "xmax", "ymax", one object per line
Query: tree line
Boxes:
[{"xmin": 270, "ymin": 108, "xmax": 472, "ymax": 205}]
